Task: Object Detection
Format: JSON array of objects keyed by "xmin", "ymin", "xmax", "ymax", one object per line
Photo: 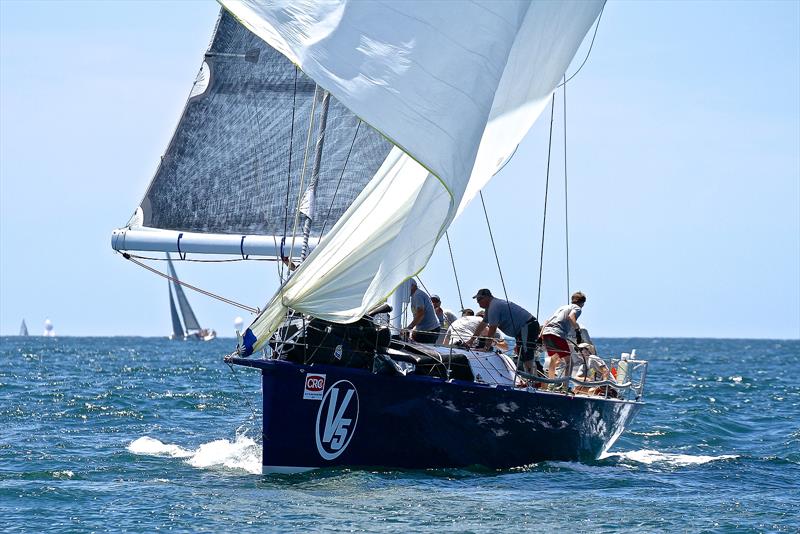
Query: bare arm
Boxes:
[
  {"xmin": 466, "ymin": 320, "xmax": 488, "ymax": 347},
  {"xmin": 407, "ymin": 307, "xmax": 425, "ymax": 330}
]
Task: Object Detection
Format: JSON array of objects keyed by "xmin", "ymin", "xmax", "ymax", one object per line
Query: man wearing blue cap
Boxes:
[{"xmin": 467, "ymin": 288, "xmax": 540, "ymax": 374}]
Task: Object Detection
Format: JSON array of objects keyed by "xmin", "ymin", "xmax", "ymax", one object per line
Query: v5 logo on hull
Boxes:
[{"xmin": 315, "ymin": 380, "xmax": 359, "ymax": 460}]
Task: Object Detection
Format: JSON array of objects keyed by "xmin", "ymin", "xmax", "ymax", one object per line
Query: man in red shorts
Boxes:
[{"xmin": 541, "ymin": 292, "xmax": 587, "ymax": 380}]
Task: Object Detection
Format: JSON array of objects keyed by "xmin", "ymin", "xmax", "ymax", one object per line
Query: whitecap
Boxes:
[{"xmin": 606, "ymin": 449, "xmax": 738, "ymax": 466}]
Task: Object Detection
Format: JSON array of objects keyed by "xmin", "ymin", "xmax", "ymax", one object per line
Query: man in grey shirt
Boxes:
[
  {"xmin": 467, "ymin": 289, "xmax": 540, "ymax": 374},
  {"xmin": 405, "ymin": 279, "xmax": 440, "ymax": 344},
  {"xmin": 541, "ymin": 291, "xmax": 587, "ymax": 379}
]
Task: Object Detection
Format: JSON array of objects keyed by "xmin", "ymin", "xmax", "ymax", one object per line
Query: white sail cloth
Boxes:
[{"xmin": 221, "ymin": 0, "xmax": 605, "ymax": 351}]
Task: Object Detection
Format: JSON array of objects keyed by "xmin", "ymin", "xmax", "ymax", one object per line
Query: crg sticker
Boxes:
[
  {"xmin": 315, "ymin": 380, "xmax": 359, "ymax": 460},
  {"xmin": 303, "ymin": 373, "xmax": 326, "ymax": 400}
]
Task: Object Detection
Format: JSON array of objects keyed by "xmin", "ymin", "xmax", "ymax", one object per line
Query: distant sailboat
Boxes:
[
  {"xmin": 43, "ymin": 319, "xmax": 55, "ymax": 337},
  {"xmin": 19, "ymin": 320, "xmax": 29, "ymax": 337},
  {"xmin": 166, "ymin": 253, "xmax": 216, "ymax": 341}
]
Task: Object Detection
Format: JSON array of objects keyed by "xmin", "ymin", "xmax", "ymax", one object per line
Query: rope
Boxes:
[
  {"xmin": 225, "ymin": 362, "xmax": 260, "ymax": 422},
  {"xmin": 478, "ymin": 191, "xmax": 519, "ymax": 352},
  {"xmin": 444, "ymin": 231, "xmax": 465, "ymax": 311},
  {"xmin": 123, "ymin": 253, "xmax": 259, "ymax": 314},
  {"xmin": 557, "ymin": 3, "xmax": 605, "ymax": 88},
  {"xmin": 286, "ymin": 85, "xmax": 319, "ymax": 275},
  {"xmin": 536, "ymin": 95, "xmax": 556, "ymax": 317},
  {"xmin": 319, "ymin": 120, "xmax": 362, "ymax": 237},
  {"xmin": 281, "ymin": 66, "xmax": 299, "ymax": 281},
  {"xmin": 563, "ymin": 77, "xmax": 571, "ymax": 300}
]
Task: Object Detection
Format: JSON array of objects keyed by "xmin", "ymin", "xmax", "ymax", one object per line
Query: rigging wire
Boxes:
[
  {"xmin": 444, "ymin": 231, "xmax": 465, "ymax": 311},
  {"xmin": 280, "ymin": 66, "xmax": 300, "ymax": 281},
  {"xmin": 319, "ymin": 119, "xmax": 362, "ymax": 237},
  {"xmin": 478, "ymin": 191, "xmax": 519, "ymax": 339},
  {"xmin": 286, "ymin": 85, "xmax": 320, "ymax": 270},
  {"xmin": 563, "ymin": 76, "xmax": 571, "ymax": 300},
  {"xmin": 557, "ymin": 3, "xmax": 605, "ymax": 88},
  {"xmin": 536, "ymin": 95, "xmax": 556, "ymax": 317},
  {"xmin": 123, "ymin": 253, "xmax": 259, "ymax": 314},
  {"xmin": 225, "ymin": 361, "xmax": 260, "ymax": 423}
]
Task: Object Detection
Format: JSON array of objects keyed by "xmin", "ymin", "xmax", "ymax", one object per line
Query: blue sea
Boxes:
[{"xmin": 1, "ymin": 337, "xmax": 798, "ymax": 532}]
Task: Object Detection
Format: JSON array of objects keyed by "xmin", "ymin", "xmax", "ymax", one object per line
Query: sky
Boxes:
[{"xmin": 1, "ymin": 1, "xmax": 798, "ymax": 339}]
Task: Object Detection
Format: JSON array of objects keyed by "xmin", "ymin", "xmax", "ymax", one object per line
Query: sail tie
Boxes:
[
  {"xmin": 176, "ymin": 232, "xmax": 186, "ymax": 260},
  {"xmin": 239, "ymin": 235, "xmax": 248, "ymax": 260},
  {"xmin": 122, "ymin": 253, "xmax": 259, "ymax": 314}
]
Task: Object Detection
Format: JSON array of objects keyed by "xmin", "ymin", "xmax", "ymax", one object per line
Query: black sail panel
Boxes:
[{"xmin": 136, "ymin": 10, "xmax": 393, "ymax": 238}]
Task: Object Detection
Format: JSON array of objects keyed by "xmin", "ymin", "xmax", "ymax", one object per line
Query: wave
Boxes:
[
  {"xmin": 604, "ymin": 449, "xmax": 738, "ymax": 466},
  {"xmin": 127, "ymin": 435, "xmax": 261, "ymax": 474}
]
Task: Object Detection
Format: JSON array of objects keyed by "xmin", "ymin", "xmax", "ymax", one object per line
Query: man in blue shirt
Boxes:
[
  {"xmin": 404, "ymin": 279, "xmax": 440, "ymax": 344},
  {"xmin": 467, "ymin": 288, "xmax": 540, "ymax": 374}
]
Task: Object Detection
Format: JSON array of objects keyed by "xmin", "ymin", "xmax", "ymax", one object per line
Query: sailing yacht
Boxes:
[
  {"xmin": 111, "ymin": 1, "xmax": 649, "ymax": 472},
  {"xmin": 19, "ymin": 320, "xmax": 28, "ymax": 337},
  {"xmin": 166, "ymin": 254, "xmax": 216, "ymax": 341}
]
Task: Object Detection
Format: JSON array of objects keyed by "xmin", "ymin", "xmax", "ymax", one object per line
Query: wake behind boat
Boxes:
[{"xmin": 111, "ymin": 1, "xmax": 649, "ymax": 472}]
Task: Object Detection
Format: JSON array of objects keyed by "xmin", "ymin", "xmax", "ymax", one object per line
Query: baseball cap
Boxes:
[{"xmin": 472, "ymin": 288, "xmax": 492, "ymax": 299}]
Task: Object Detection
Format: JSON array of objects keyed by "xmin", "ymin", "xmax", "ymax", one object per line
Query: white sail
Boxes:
[{"xmin": 223, "ymin": 0, "xmax": 606, "ymax": 352}]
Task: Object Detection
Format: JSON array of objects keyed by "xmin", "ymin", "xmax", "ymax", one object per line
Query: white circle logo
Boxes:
[{"xmin": 315, "ymin": 380, "xmax": 359, "ymax": 460}]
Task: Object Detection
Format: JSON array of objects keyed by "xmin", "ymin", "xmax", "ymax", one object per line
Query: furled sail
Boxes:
[
  {"xmin": 111, "ymin": 10, "xmax": 393, "ymax": 257},
  {"xmin": 222, "ymin": 0, "xmax": 607, "ymax": 353}
]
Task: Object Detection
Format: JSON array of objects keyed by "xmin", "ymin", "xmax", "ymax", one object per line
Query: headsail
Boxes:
[
  {"xmin": 222, "ymin": 0, "xmax": 606, "ymax": 352},
  {"xmin": 111, "ymin": 10, "xmax": 393, "ymax": 257}
]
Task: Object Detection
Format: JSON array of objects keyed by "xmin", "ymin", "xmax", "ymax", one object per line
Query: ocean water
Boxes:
[{"xmin": 1, "ymin": 337, "xmax": 798, "ymax": 533}]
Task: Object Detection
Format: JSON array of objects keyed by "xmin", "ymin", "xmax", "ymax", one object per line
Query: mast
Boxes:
[{"xmin": 300, "ymin": 89, "xmax": 331, "ymax": 261}]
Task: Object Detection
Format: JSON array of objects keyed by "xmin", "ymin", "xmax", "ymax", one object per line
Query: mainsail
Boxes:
[
  {"xmin": 166, "ymin": 254, "xmax": 201, "ymax": 331},
  {"xmin": 220, "ymin": 0, "xmax": 607, "ymax": 353},
  {"xmin": 111, "ymin": 10, "xmax": 392, "ymax": 257},
  {"xmin": 168, "ymin": 284, "xmax": 184, "ymax": 339}
]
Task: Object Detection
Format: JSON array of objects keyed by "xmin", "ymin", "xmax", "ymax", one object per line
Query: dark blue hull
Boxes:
[{"xmin": 229, "ymin": 357, "xmax": 643, "ymax": 472}]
